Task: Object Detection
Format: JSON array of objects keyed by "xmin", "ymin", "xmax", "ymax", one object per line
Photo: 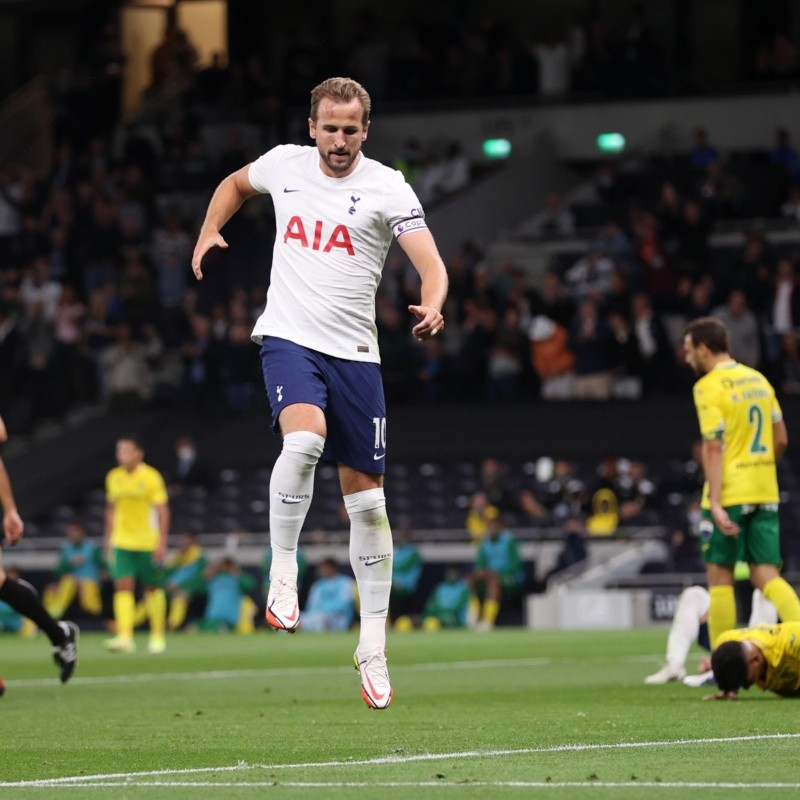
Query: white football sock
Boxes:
[
  {"xmin": 666, "ymin": 585, "xmax": 709, "ymax": 668},
  {"xmin": 749, "ymin": 588, "xmax": 778, "ymax": 627},
  {"xmin": 345, "ymin": 487, "xmax": 392, "ymax": 653},
  {"xmin": 269, "ymin": 431, "xmax": 325, "ymax": 582}
]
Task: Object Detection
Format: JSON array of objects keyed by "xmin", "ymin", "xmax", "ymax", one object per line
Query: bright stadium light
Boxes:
[
  {"xmin": 482, "ymin": 138, "xmax": 512, "ymax": 159},
  {"xmin": 596, "ymin": 132, "xmax": 626, "ymax": 154}
]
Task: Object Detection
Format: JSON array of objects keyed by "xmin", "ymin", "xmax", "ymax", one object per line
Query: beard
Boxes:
[{"xmin": 320, "ymin": 145, "xmax": 358, "ymax": 174}]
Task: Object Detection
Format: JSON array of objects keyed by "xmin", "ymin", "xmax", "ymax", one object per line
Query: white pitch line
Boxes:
[
  {"xmin": 4, "ymin": 733, "xmax": 800, "ymax": 789},
  {"xmin": 7, "ymin": 657, "xmax": 551, "ymax": 689},
  {"xmin": 16, "ymin": 781, "xmax": 800, "ymax": 790}
]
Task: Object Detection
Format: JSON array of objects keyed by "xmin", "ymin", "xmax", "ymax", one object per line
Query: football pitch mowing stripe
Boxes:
[{"xmin": 1, "ymin": 628, "xmax": 799, "ymax": 799}]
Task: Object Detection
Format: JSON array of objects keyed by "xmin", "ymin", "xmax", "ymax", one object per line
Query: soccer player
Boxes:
[
  {"xmin": 709, "ymin": 621, "xmax": 800, "ymax": 699},
  {"xmin": 0, "ymin": 416, "xmax": 78, "ymax": 682},
  {"xmin": 103, "ymin": 435, "xmax": 170, "ymax": 654},
  {"xmin": 44, "ymin": 521, "xmax": 107, "ymax": 620},
  {"xmin": 683, "ymin": 317, "xmax": 800, "ymax": 648},
  {"xmin": 644, "ymin": 582, "xmax": 777, "ymax": 685},
  {"xmin": 468, "ymin": 511, "xmax": 525, "ymax": 630},
  {"xmin": 192, "ymin": 77, "xmax": 448, "ymax": 709}
]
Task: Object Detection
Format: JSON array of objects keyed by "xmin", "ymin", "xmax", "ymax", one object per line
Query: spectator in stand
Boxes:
[
  {"xmin": 529, "ymin": 32, "xmax": 571, "ymax": 98},
  {"xmin": 629, "ymin": 291, "xmax": 676, "ymax": 394},
  {"xmin": 690, "ymin": 127, "xmax": 720, "ymax": 170},
  {"xmin": 438, "ymin": 141, "xmax": 471, "ymax": 196},
  {"xmin": 674, "ymin": 200, "xmax": 712, "ymax": 281},
  {"xmin": 422, "ymin": 566, "xmax": 471, "ymax": 630},
  {"xmin": 781, "ymin": 185, "xmax": 800, "ymax": 224},
  {"xmin": 631, "ymin": 210, "xmax": 676, "ymax": 310},
  {"xmin": 711, "ymin": 289, "xmax": 762, "ymax": 368},
  {"xmin": 166, "ymin": 435, "xmax": 214, "ymax": 495},
  {"xmin": 520, "ymin": 192, "xmax": 576, "ymax": 239},
  {"xmin": 465, "ymin": 493, "xmax": 501, "ymax": 545},
  {"xmin": 563, "ymin": 248, "xmax": 615, "ymax": 301},
  {"xmin": 697, "ymin": 160, "xmax": 745, "ymax": 220},
  {"xmin": 569, "ymin": 296, "xmax": 615, "ymax": 399},
  {"xmin": 681, "ymin": 275, "xmax": 716, "ymax": 322},
  {"xmin": 486, "ymin": 305, "xmax": 528, "ymax": 403},
  {"xmin": 764, "ymin": 259, "xmax": 800, "ymax": 392},
  {"xmin": 768, "ymin": 127, "xmax": 799, "ymax": 171},
  {"xmin": 528, "ymin": 314, "xmax": 575, "ymax": 401},
  {"xmin": 468, "ymin": 511, "xmax": 524, "ymax": 630},
  {"xmin": 542, "ymin": 514, "xmax": 587, "ymax": 585},
  {"xmin": 302, "ymin": 558, "xmax": 357, "ymax": 633},
  {"xmin": 99, "ymin": 322, "xmax": 155, "ymax": 412}
]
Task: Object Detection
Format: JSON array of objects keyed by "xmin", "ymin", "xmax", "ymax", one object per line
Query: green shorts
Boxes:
[
  {"xmin": 111, "ymin": 548, "xmax": 162, "ymax": 586},
  {"xmin": 700, "ymin": 504, "xmax": 782, "ymax": 566}
]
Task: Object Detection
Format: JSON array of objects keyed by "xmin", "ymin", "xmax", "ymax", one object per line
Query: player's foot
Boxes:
[
  {"xmin": 682, "ymin": 669, "xmax": 716, "ymax": 688},
  {"xmin": 354, "ymin": 647, "xmax": 393, "ymax": 710},
  {"xmin": 644, "ymin": 663, "xmax": 686, "ymax": 684},
  {"xmin": 52, "ymin": 621, "xmax": 79, "ymax": 683},
  {"xmin": 0, "ymin": 677, "xmax": 5, "ymax": 697},
  {"xmin": 105, "ymin": 636, "xmax": 136, "ymax": 653},
  {"xmin": 147, "ymin": 637, "xmax": 167, "ymax": 654},
  {"xmin": 265, "ymin": 576, "xmax": 300, "ymax": 632}
]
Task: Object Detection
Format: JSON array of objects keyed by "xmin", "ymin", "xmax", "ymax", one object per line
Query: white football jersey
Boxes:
[{"xmin": 248, "ymin": 144, "xmax": 428, "ymax": 363}]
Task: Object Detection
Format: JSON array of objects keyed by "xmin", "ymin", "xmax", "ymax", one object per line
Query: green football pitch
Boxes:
[{"xmin": 1, "ymin": 627, "xmax": 799, "ymax": 800}]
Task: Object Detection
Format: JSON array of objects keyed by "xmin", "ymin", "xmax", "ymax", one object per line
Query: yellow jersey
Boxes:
[
  {"xmin": 716, "ymin": 622, "xmax": 800, "ymax": 697},
  {"xmin": 692, "ymin": 360, "xmax": 782, "ymax": 507},
  {"xmin": 105, "ymin": 463, "xmax": 168, "ymax": 552}
]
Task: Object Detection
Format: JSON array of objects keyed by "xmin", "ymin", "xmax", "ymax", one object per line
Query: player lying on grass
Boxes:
[
  {"xmin": 645, "ymin": 583, "xmax": 777, "ymax": 687},
  {"xmin": 707, "ymin": 621, "xmax": 800, "ymax": 700}
]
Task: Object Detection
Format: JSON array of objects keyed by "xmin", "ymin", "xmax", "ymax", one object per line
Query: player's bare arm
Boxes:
[
  {"xmin": 773, "ymin": 418, "xmax": 788, "ymax": 462},
  {"xmin": 0, "ymin": 459, "xmax": 23, "ymax": 545},
  {"xmin": 400, "ymin": 229, "xmax": 448, "ymax": 341},
  {"xmin": 192, "ymin": 165, "xmax": 260, "ymax": 280},
  {"xmin": 155, "ymin": 502, "xmax": 170, "ymax": 562},
  {"xmin": 702, "ymin": 438, "xmax": 739, "ymax": 536}
]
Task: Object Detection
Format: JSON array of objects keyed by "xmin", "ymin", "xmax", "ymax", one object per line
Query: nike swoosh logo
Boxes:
[
  {"xmin": 363, "ymin": 669, "xmax": 386, "ymax": 701},
  {"xmin": 373, "ymin": 453, "xmax": 386, "ymax": 461},
  {"xmin": 363, "ymin": 557, "xmax": 389, "ymax": 566},
  {"xmin": 281, "ymin": 498, "xmax": 304, "ymax": 504},
  {"xmin": 283, "ymin": 188, "xmax": 300, "ymax": 193}
]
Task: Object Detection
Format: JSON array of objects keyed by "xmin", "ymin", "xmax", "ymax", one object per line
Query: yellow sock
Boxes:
[
  {"xmin": 708, "ymin": 585, "xmax": 737, "ymax": 648},
  {"xmin": 133, "ymin": 600, "xmax": 149, "ymax": 628},
  {"xmin": 79, "ymin": 581, "xmax": 103, "ymax": 616},
  {"xmin": 114, "ymin": 590, "xmax": 136, "ymax": 640},
  {"xmin": 168, "ymin": 595, "xmax": 189, "ymax": 631},
  {"xmin": 763, "ymin": 577, "xmax": 800, "ymax": 622},
  {"xmin": 468, "ymin": 596, "xmax": 481, "ymax": 626},
  {"xmin": 483, "ymin": 598, "xmax": 500, "ymax": 625},
  {"xmin": 44, "ymin": 576, "xmax": 78, "ymax": 619},
  {"xmin": 145, "ymin": 589, "xmax": 167, "ymax": 640},
  {"xmin": 236, "ymin": 597, "xmax": 257, "ymax": 634}
]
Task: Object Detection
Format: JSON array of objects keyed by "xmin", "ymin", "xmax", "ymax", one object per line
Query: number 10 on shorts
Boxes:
[{"xmin": 372, "ymin": 417, "xmax": 387, "ymax": 449}]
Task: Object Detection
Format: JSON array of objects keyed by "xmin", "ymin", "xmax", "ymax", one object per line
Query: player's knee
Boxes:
[{"xmin": 282, "ymin": 431, "xmax": 325, "ymax": 465}]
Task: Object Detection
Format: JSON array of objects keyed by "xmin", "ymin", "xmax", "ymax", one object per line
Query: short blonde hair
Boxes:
[{"xmin": 310, "ymin": 77, "xmax": 371, "ymax": 125}]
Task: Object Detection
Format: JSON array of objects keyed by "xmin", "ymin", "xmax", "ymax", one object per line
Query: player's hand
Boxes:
[
  {"xmin": 191, "ymin": 231, "xmax": 228, "ymax": 281},
  {"xmin": 408, "ymin": 304, "xmax": 444, "ymax": 342},
  {"xmin": 3, "ymin": 510, "xmax": 24, "ymax": 545},
  {"xmin": 711, "ymin": 503, "xmax": 739, "ymax": 537},
  {"xmin": 702, "ymin": 690, "xmax": 738, "ymax": 701}
]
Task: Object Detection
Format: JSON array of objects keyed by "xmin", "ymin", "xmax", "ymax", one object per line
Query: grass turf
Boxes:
[{"xmin": 1, "ymin": 627, "xmax": 799, "ymax": 799}]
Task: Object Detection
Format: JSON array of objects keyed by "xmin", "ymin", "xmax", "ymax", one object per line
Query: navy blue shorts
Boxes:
[
  {"xmin": 697, "ymin": 622, "xmax": 710, "ymax": 651},
  {"xmin": 260, "ymin": 336, "xmax": 387, "ymax": 474}
]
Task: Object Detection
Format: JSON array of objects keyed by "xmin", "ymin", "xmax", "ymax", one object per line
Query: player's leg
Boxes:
[
  {"xmin": 0, "ymin": 557, "xmax": 78, "ymax": 681},
  {"xmin": 748, "ymin": 587, "xmax": 778, "ymax": 626},
  {"xmin": 646, "ymin": 585, "xmax": 708, "ymax": 684},
  {"xmin": 701, "ymin": 510, "xmax": 738, "ymax": 647},
  {"xmin": 44, "ymin": 575, "xmax": 78, "ymax": 619},
  {"xmin": 261, "ymin": 339, "xmax": 327, "ymax": 632},
  {"xmin": 78, "ymin": 579, "xmax": 103, "ymax": 616},
  {"xmin": 329, "ymin": 358, "xmax": 393, "ymax": 708},
  {"xmin": 748, "ymin": 506, "xmax": 800, "ymax": 622},
  {"xmin": 106, "ymin": 549, "xmax": 137, "ymax": 651}
]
